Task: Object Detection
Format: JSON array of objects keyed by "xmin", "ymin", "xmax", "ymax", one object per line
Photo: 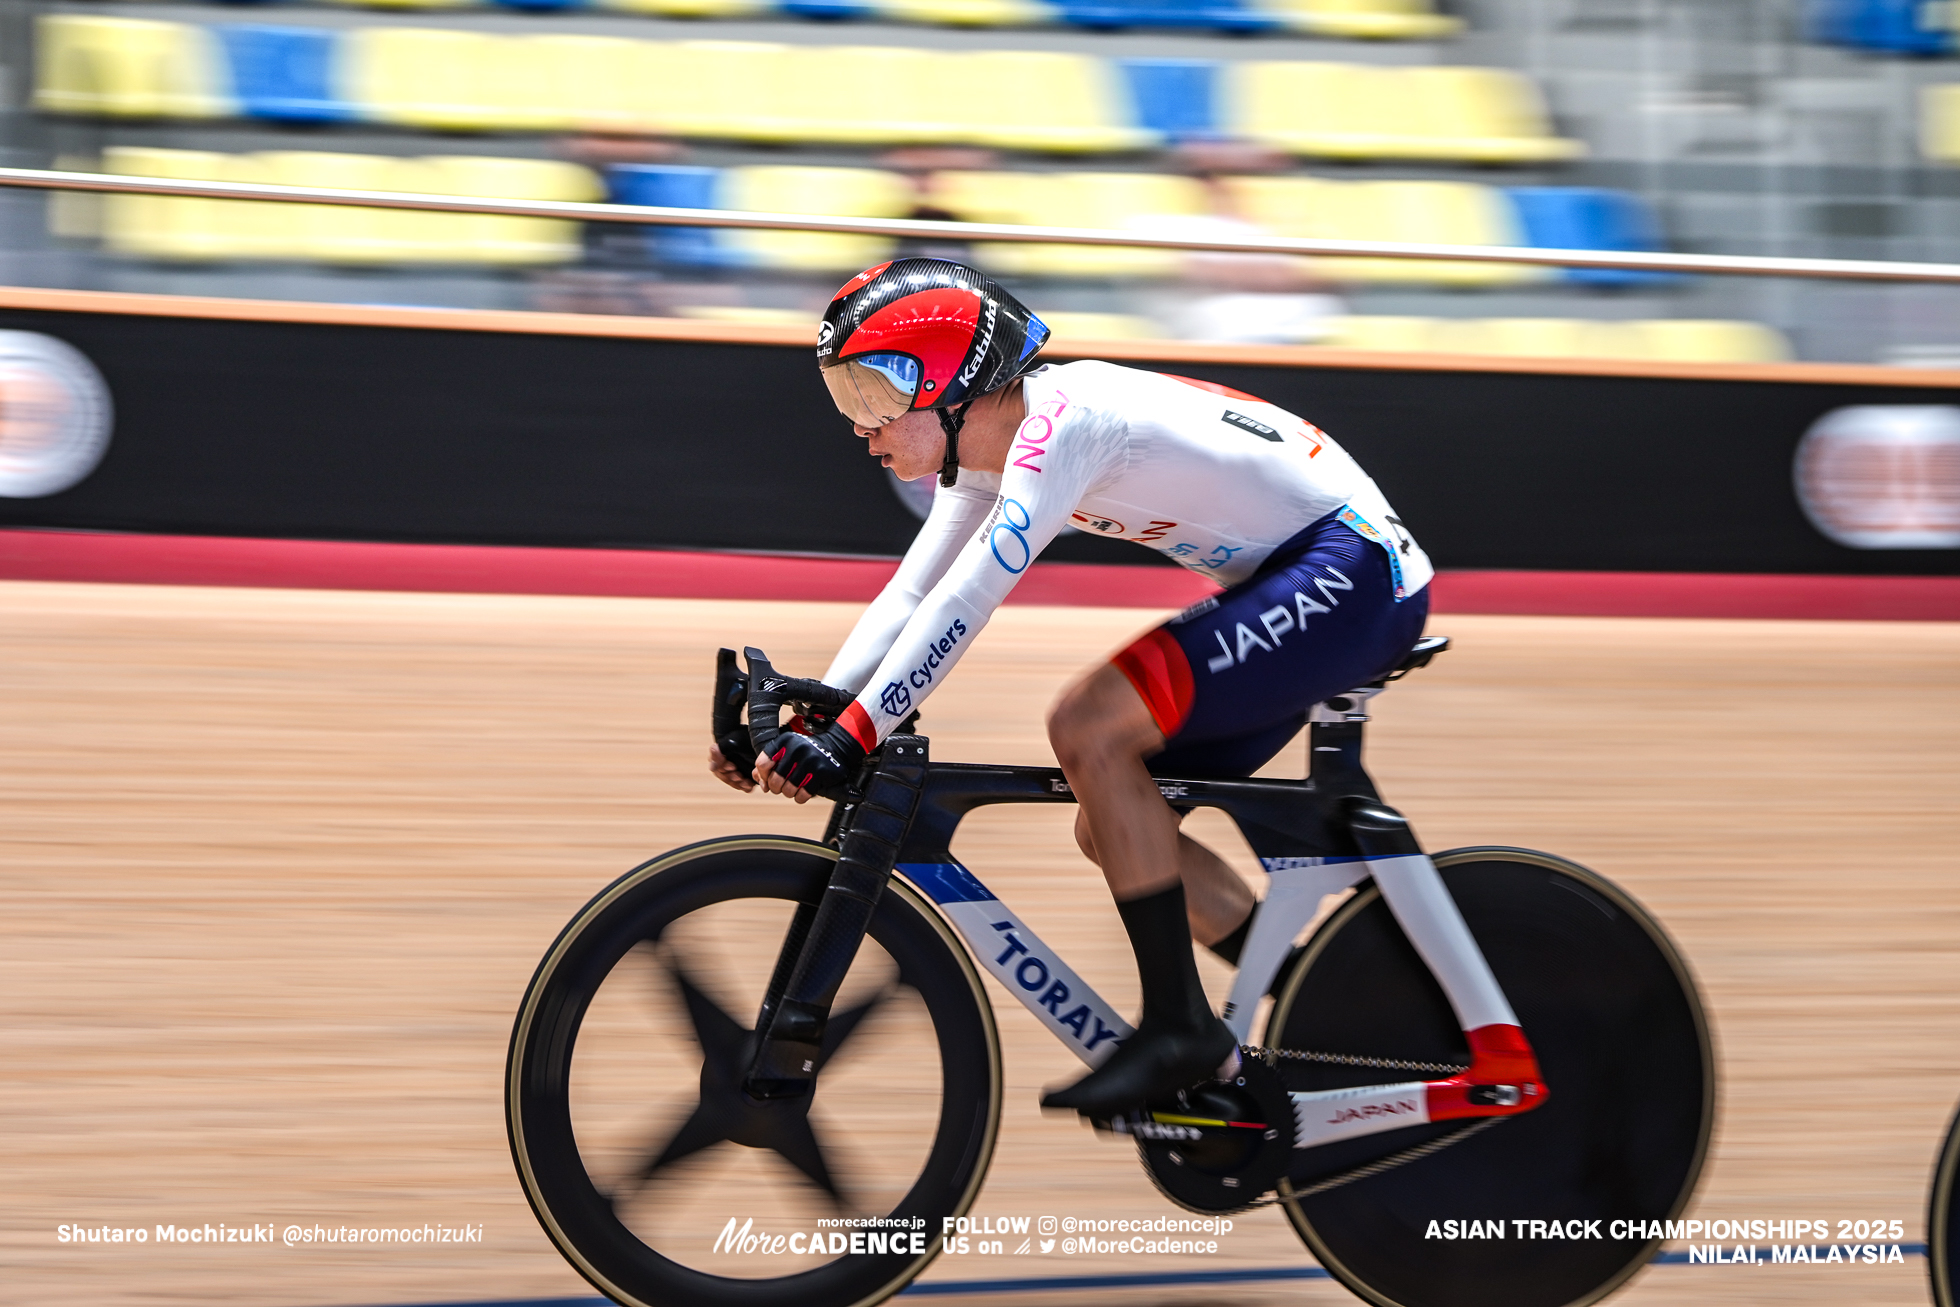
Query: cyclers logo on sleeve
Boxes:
[
  {"xmin": 984, "ymin": 498, "xmax": 1035, "ymax": 574},
  {"xmin": 908, "ymin": 619, "xmax": 968, "ymax": 690},
  {"xmin": 880, "ymin": 681, "xmax": 912, "ymax": 715}
]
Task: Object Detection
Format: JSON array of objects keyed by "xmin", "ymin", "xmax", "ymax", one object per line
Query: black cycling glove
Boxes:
[{"xmin": 766, "ymin": 717, "xmax": 868, "ymax": 798}]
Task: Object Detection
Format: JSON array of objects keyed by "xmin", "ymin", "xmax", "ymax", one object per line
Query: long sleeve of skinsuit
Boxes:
[{"xmin": 829, "ymin": 385, "xmax": 1127, "ymax": 749}]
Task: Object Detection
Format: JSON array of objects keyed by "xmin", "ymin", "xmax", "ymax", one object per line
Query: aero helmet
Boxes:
[{"xmin": 818, "ymin": 258, "xmax": 1049, "ymax": 487}]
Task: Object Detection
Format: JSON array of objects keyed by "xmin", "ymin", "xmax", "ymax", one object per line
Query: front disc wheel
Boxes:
[{"xmin": 507, "ymin": 836, "xmax": 1002, "ymax": 1307}]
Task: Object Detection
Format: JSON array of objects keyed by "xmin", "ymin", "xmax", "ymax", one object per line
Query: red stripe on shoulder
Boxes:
[{"xmin": 1157, "ymin": 372, "xmax": 1268, "ymax": 405}]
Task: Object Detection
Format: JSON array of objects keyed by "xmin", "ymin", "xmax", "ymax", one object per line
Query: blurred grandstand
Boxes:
[{"xmin": 9, "ymin": 0, "xmax": 1960, "ymax": 362}]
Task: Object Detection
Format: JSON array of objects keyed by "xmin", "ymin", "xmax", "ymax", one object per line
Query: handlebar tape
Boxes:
[{"xmin": 741, "ymin": 646, "xmax": 854, "ymax": 767}]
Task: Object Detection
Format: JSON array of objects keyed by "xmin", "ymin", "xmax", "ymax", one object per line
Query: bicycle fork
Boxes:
[{"xmin": 742, "ymin": 739, "xmax": 930, "ymax": 1099}]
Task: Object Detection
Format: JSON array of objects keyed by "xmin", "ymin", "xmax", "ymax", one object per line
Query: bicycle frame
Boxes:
[{"xmin": 822, "ymin": 684, "xmax": 1549, "ymax": 1154}]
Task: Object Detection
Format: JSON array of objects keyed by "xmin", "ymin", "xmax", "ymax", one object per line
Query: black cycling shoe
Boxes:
[{"xmin": 1040, "ymin": 1015, "xmax": 1238, "ymax": 1119}]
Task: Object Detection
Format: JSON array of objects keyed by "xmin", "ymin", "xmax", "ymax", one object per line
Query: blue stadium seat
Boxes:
[
  {"xmin": 1505, "ymin": 186, "xmax": 1672, "ymax": 286},
  {"xmin": 608, "ymin": 164, "xmax": 731, "ymax": 268},
  {"xmin": 1854, "ymin": 0, "xmax": 1953, "ymax": 53},
  {"xmin": 779, "ymin": 0, "xmax": 876, "ymax": 16},
  {"xmin": 217, "ymin": 25, "xmax": 351, "ymax": 123},
  {"xmin": 1118, "ymin": 58, "xmax": 1217, "ymax": 139},
  {"xmin": 1055, "ymin": 0, "xmax": 1274, "ymax": 33},
  {"xmin": 1811, "ymin": 0, "xmax": 1952, "ymax": 53}
]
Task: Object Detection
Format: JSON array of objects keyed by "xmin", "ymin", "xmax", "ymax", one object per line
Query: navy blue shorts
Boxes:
[{"xmin": 1111, "ymin": 513, "xmax": 1429, "ymax": 779}]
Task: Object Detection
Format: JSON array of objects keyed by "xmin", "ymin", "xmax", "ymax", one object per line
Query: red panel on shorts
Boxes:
[{"xmin": 1112, "ymin": 627, "xmax": 1196, "ymax": 739}]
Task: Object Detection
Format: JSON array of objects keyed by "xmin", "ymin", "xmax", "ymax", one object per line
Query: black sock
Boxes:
[
  {"xmin": 1115, "ymin": 884, "xmax": 1216, "ymax": 1032},
  {"xmin": 1205, "ymin": 911, "xmax": 1254, "ymax": 966}
]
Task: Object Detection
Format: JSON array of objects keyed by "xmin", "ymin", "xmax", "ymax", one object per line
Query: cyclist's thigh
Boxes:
[{"xmin": 1114, "ymin": 516, "xmax": 1429, "ymax": 763}]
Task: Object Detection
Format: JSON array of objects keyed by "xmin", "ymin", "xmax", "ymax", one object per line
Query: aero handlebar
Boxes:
[{"xmin": 713, "ymin": 647, "xmax": 855, "ymax": 783}]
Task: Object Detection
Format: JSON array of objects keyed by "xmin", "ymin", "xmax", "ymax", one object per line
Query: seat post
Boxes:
[{"xmin": 1306, "ymin": 685, "xmax": 1383, "ymax": 796}]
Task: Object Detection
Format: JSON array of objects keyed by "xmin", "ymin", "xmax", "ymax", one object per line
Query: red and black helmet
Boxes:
[{"xmin": 818, "ymin": 258, "xmax": 1049, "ymax": 435}]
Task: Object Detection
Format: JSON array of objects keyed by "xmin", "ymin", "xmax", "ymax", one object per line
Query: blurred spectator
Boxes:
[
  {"xmin": 559, "ymin": 135, "xmax": 691, "ymax": 274},
  {"xmin": 880, "ymin": 147, "xmax": 999, "ymax": 262},
  {"xmin": 1135, "ymin": 141, "xmax": 1344, "ymax": 344}
]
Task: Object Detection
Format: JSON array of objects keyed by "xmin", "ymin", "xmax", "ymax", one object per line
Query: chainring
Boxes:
[{"xmin": 1136, "ymin": 1055, "xmax": 1295, "ymax": 1214}]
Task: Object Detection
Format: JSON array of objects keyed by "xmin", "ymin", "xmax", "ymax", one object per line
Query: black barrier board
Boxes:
[{"xmin": 0, "ymin": 305, "xmax": 1954, "ymax": 575}]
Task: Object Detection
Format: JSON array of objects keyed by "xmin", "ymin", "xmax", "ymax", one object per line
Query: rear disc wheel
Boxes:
[
  {"xmin": 1265, "ymin": 847, "xmax": 1714, "ymax": 1307},
  {"xmin": 1931, "ymin": 1099, "xmax": 1960, "ymax": 1307}
]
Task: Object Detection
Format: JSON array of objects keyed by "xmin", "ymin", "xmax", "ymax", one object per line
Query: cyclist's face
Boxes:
[{"xmin": 858, "ymin": 407, "xmax": 945, "ymax": 482}]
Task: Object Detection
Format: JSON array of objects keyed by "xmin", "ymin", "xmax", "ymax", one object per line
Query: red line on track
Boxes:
[{"xmin": 0, "ymin": 529, "xmax": 1954, "ymax": 620}]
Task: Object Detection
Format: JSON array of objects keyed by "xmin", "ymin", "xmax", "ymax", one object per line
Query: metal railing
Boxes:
[{"xmin": 6, "ymin": 164, "xmax": 1960, "ymax": 285}]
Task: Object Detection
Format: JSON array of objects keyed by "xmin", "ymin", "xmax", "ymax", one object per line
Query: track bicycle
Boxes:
[
  {"xmin": 1932, "ymin": 1101, "xmax": 1960, "ymax": 1306},
  {"xmin": 507, "ymin": 636, "xmax": 1715, "ymax": 1307}
]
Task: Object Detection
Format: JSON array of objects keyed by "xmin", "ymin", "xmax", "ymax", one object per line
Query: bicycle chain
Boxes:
[
  {"xmin": 1242, "ymin": 1042, "xmax": 1470, "ymax": 1077},
  {"xmin": 1179, "ymin": 1045, "xmax": 1495, "ymax": 1211},
  {"xmin": 1258, "ymin": 1117, "xmax": 1510, "ymax": 1206}
]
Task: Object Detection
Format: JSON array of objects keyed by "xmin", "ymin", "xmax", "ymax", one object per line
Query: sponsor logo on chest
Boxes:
[{"xmin": 1010, "ymin": 393, "xmax": 1069, "ymax": 473}]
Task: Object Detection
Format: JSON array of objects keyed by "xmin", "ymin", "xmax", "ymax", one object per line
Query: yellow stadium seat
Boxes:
[
  {"xmin": 1626, "ymin": 319, "xmax": 1792, "ymax": 363},
  {"xmin": 1227, "ymin": 61, "xmax": 1580, "ymax": 162},
  {"xmin": 1319, "ymin": 316, "xmax": 1788, "ymax": 362},
  {"xmin": 47, "ymin": 153, "xmax": 104, "ymax": 240},
  {"xmin": 637, "ymin": 41, "xmax": 793, "ymax": 140},
  {"xmin": 1259, "ymin": 0, "xmax": 1459, "ymax": 37},
  {"xmin": 674, "ymin": 306, "xmax": 816, "ymax": 326},
  {"xmin": 1316, "ymin": 316, "xmax": 1440, "ymax": 352},
  {"xmin": 718, "ymin": 166, "xmax": 913, "ymax": 272},
  {"xmin": 1430, "ymin": 318, "xmax": 1609, "ymax": 359},
  {"xmin": 35, "ymin": 15, "xmax": 234, "ymax": 119},
  {"xmin": 1335, "ymin": 181, "xmax": 1540, "ymax": 285},
  {"xmin": 424, "ymin": 156, "xmax": 603, "ymax": 264},
  {"xmin": 965, "ymin": 171, "xmax": 1206, "ymax": 278},
  {"xmin": 875, "ymin": 0, "xmax": 1055, "ymax": 25},
  {"xmin": 1408, "ymin": 67, "xmax": 1584, "ymax": 163},
  {"xmin": 1922, "ymin": 85, "xmax": 1960, "ymax": 162},
  {"xmin": 253, "ymin": 151, "xmax": 435, "ymax": 263},
  {"xmin": 341, "ymin": 28, "xmax": 548, "ymax": 132},
  {"xmin": 929, "ymin": 169, "xmax": 1042, "ymax": 226},
  {"xmin": 1223, "ymin": 175, "xmax": 1537, "ymax": 285},
  {"xmin": 100, "ymin": 147, "xmax": 260, "ymax": 259},
  {"xmin": 599, "ymin": 0, "xmax": 766, "ymax": 16},
  {"xmin": 956, "ymin": 52, "xmax": 1158, "ymax": 153},
  {"xmin": 524, "ymin": 35, "xmax": 652, "ymax": 136},
  {"xmin": 1226, "ymin": 62, "xmax": 1399, "ymax": 159},
  {"xmin": 744, "ymin": 46, "xmax": 959, "ymax": 146},
  {"xmin": 100, "ymin": 147, "xmax": 598, "ymax": 265}
]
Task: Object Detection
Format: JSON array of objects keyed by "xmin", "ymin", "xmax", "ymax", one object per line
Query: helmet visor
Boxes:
[{"xmin": 824, "ymin": 352, "xmax": 922, "ymax": 428}]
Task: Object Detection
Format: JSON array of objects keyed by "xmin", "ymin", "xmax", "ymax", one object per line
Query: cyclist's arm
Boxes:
[
  {"xmin": 834, "ymin": 408, "xmax": 1120, "ymax": 749},
  {"xmin": 822, "ymin": 478, "xmax": 998, "ymax": 694}
]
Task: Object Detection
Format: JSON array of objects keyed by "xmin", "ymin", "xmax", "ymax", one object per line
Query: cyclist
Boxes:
[{"xmin": 707, "ymin": 257, "xmax": 1433, "ymax": 1119}]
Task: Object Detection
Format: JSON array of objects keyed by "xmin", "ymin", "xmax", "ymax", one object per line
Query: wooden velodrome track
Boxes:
[{"xmin": 4, "ymin": 578, "xmax": 1957, "ymax": 1307}]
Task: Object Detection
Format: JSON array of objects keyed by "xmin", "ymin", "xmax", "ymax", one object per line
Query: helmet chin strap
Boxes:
[{"xmin": 937, "ymin": 403, "xmax": 972, "ymax": 488}]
